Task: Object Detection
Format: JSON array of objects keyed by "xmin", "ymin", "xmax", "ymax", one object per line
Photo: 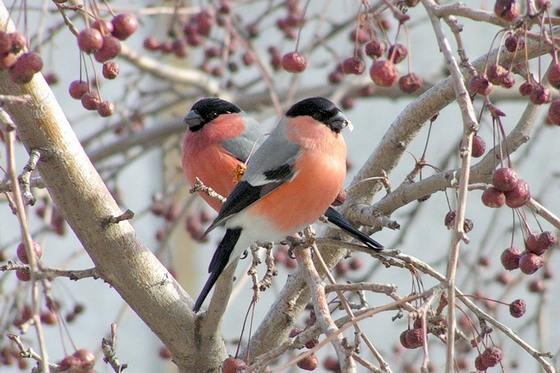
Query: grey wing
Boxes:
[
  {"xmin": 205, "ymin": 117, "xmax": 301, "ymax": 232},
  {"xmin": 222, "ymin": 114, "xmax": 264, "ymax": 163}
]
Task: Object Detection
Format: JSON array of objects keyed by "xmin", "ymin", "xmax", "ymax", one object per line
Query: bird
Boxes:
[{"xmin": 182, "ymin": 97, "xmax": 383, "ymax": 312}]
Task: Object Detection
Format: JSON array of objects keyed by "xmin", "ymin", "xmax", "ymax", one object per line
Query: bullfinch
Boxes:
[
  {"xmin": 184, "ymin": 97, "xmax": 383, "ymax": 312},
  {"xmin": 183, "ymin": 97, "xmax": 383, "ymax": 251}
]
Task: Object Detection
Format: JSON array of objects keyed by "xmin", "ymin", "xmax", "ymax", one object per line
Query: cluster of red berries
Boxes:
[
  {"xmin": 71, "ymin": 13, "xmax": 138, "ymax": 117},
  {"xmin": 14, "ymin": 241, "xmax": 43, "ymax": 281},
  {"xmin": 399, "ymin": 318, "xmax": 426, "ymax": 350},
  {"xmin": 500, "ymin": 230, "xmax": 556, "ymax": 275},
  {"xmin": 481, "ymin": 167, "xmax": 530, "ymax": 209},
  {"xmin": 274, "ymin": 243, "xmax": 297, "ymax": 269},
  {"xmin": 444, "ymin": 210, "xmax": 474, "ymax": 233},
  {"xmin": 58, "ymin": 349, "xmax": 96, "ymax": 372},
  {"xmin": 0, "ymin": 31, "xmax": 42, "ymax": 84}
]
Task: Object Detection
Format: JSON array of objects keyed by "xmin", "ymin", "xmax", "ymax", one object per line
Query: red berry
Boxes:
[
  {"xmin": 548, "ymin": 99, "xmax": 560, "ymax": 125},
  {"xmin": 499, "ymin": 71, "xmax": 515, "ymax": 88},
  {"xmin": 481, "ymin": 346, "xmax": 502, "ymax": 368},
  {"xmin": 487, "ymin": 64, "xmax": 507, "ymax": 85},
  {"xmin": 297, "ymin": 353, "xmax": 318, "ymax": 370},
  {"xmin": 282, "ymin": 52, "xmax": 307, "ymax": 73},
  {"xmin": 496, "ymin": 271, "xmax": 513, "ymax": 285},
  {"xmin": 102, "ymin": 61, "xmax": 119, "ymax": 79},
  {"xmin": 519, "ymin": 80, "xmax": 534, "ymax": 96},
  {"xmin": 143, "ymin": 36, "xmax": 160, "ymax": 51},
  {"xmin": 494, "ymin": 0, "xmax": 521, "ymax": 22},
  {"xmin": 350, "ymin": 28, "xmax": 370, "ymax": 43},
  {"xmin": 94, "ymin": 36, "xmax": 121, "ymax": 62},
  {"xmin": 537, "ymin": 231, "xmax": 557, "ymax": 251},
  {"xmin": 81, "ymin": 92, "xmax": 100, "ymax": 111},
  {"xmin": 492, "ymin": 167, "xmax": 519, "ymax": 192},
  {"xmin": 468, "ymin": 74, "xmax": 493, "ymax": 96},
  {"xmin": 399, "ymin": 330, "xmax": 412, "ymax": 348},
  {"xmin": 10, "ymin": 52, "xmax": 43, "ymax": 84},
  {"xmin": 16, "ymin": 269, "xmax": 30, "ymax": 281},
  {"xmin": 509, "ymin": 299, "xmax": 526, "ymax": 318},
  {"xmin": 528, "ymin": 279, "xmax": 545, "ymax": 293},
  {"xmin": 328, "ymin": 70, "xmax": 343, "ymax": 84},
  {"xmin": 548, "ymin": 63, "xmax": 560, "ymax": 88},
  {"xmin": 0, "ymin": 53, "xmax": 17, "ymax": 70},
  {"xmin": 91, "ymin": 19, "xmax": 114, "ymax": 35},
  {"xmin": 242, "ymin": 51, "xmax": 255, "ymax": 66},
  {"xmin": 369, "ymin": 60, "xmax": 398, "ymax": 87},
  {"xmin": 222, "ymin": 357, "xmax": 246, "ymax": 373},
  {"xmin": 77, "ymin": 28, "xmax": 104, "ymax": 53},
  {"xmin": 59, "ymin": 356, "xmax": 81, "ymax": 371},
  {"xmin": 349, "ymin": 257, "xmax": 363, "ymax": 270},
  {"xmin": 444, "ymin": 210, "xmax": 456, "ymax": 229},
  {"xmin": 97, "ymin": 101, "xmax": 115, "ymax": 117},
  {"xmin": 69, "ymin": 80, "xmax": 89, "ymax": 99},
  {"xmin": 525, "ymin": 232, "xmax": 540, "ymax": 254},
  {"xmin": 323, "ymin": 356, "xmax": 340, "ymax": 371},
  {"xmin": 504, "ymin": 179, "xmax": 530, "ymax": 208},
  {"xmin": 471, "ymin": 135, "xmax": 486, "ymax": 157},
  {"xmin": 365, "ymin": 40, "xmax": 385, "ymax": 58},
  {"xmin": 40, "ymin": 311, "xmax": 58, "ymax": 325},
  {"xmin": 404, "ymin": 328, "xmax": 424, "ymax": 349},
  {"xmin": 481, "ymin": 187, "xmax": 505, "ymax": 208},
  {"xmin": 519, "ymin": 252, "xmax": 544, "ymax": 274},
  {"xmin": 504, "ymin": 34, "xmax": 523, "ymax": 53},
  {"xmin": 474, "ymin": 355, "xmax": 487, "ymax": 371},
  {"xmin": 172, "ymin": 40, "xmax": 187, "ymax": 58},
  {"xmin": 158, "ymin": 346, "xmax": 172, "ymax": 359},
  {"xmin": 530, "ymin": 84, "xmax": 550, "ymax": 105},
  {"xmin": 111, "ymin": 13, "xmax": 139, "ymax": 40},
  {"xmin": 335, "ymin": 261, "xmax": 348, "ymax": 276},
  {"xmin": 73, "ymin": 349, "xmax": 95, "ymax": 369},
  {"xmin": 16, "ymin": 241, "xmax": 43, "ymax": 264},
  {"xmin": 500, "ymin": 247, "xmax": 521, "ymax": 270},
  {"xmin": 398, "ymin": 73, "xmax": 423, "ymax": 93},
  {"xmin": 341, "ymin": 57, "xmax": 365, "ymax": 75},
  {"xmin": 387, "ymin": 43, "xmax": 407, "ymax": 64}
]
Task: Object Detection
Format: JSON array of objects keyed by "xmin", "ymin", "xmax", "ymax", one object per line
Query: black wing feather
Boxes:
[{"xmin": 324, "ymin": 207, "xmax": 383, "ymax": 251}]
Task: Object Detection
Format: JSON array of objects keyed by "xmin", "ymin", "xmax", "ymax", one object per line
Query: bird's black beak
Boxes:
[
  {"xmin": 328, "ymin": 112, "xmax": 353, "ymax": 133},
  {"xmin": 184, "ymin": 110, "xmax": 204, "ymax": 131}
]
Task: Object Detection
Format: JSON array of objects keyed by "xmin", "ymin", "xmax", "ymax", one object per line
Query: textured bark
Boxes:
[{"xmin": 0, "ymin": 2, "xmax": 227, "ymax": 370}]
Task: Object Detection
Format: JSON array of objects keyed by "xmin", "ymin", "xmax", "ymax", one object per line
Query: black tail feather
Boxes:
[
  {"xmin": 324, "ymin": 207, "xmax": 383, "ymax": 251},
  {"xmin": 193, "ymin": 228, "xmax": 242, "ymax": 312}
]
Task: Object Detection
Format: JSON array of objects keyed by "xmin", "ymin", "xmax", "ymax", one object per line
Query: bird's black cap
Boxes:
[
  {"xmin": 285, "ymin": 97, "xmax": 350, "ymax": 133},
  {"xmin": 185, "ymin": 97, "xmax": 241, "ymax": 131}
]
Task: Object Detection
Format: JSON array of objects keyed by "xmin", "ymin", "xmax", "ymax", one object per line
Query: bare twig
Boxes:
[
  {"xmin": 0, "ymin": 262, "xmax": 99, "ymax": 281},
  {"xmin": 189, "ymin": 177, "xmax": 226, "ymax": 203},
  {"xmin": 18, "ymin": 149, "xmax": 41, "ymax": 205},
  {"xmin": 102, "ymin": 323, "xmax": 128, "ymax": 372}
]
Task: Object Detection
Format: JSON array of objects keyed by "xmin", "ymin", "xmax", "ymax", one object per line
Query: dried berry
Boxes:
[
  {"xmin": 369, "ymin": 60, "xmax": 398, "ymax": 87},
  {"xmin": 504, "ymin": 179, "xmax": 530, "ymax": 208},
  {"xmin": 404, "ymin": 328, "xmax": 424, "ymax": 349},
  {"xmin": 494, "ymin": 0, "xmax": 521, "ymax": 22},
  {"xmin": 16, "ymin": 241, "xmax": 43, "ymax": 264},
  {"xmin": 94, "ymin": 36, "xmax": 121, "ymax": 62},
  {"xmin": 548, "ymin": 99, "xmax": 560, "ymax": 125},
  {"xmin": 487, "ymin": 64, "xmax": 507, "ymax": 85},
  {"xmin": 81, "ymin": 92, "xmax": 100, "ymax": 111},
  {"xmin": 73, "ymin": 349, "xmax": 95, "ymax": 369},
  {"xmin": 519, "ymin": 252, "xmax": 544, "ymax": 274},
  {"xmin": 398, "ymin": 73, "xmax": 423, "ymax": 93},
  {"xmin": 297, "ymin": 353, "xmax": 318, "ymax": 370},
  {"xmin": 468, "ymin": 74, "xmax": 493, "ymax": 96},
  {"xmin": 519, "ymin": 80, "xmax": 534, "ymax": 96},
  {"xmin": 222, "ymin": 357, "xmax": 247, "ymax": 373},
  {"xmin": 509, "ymin": 299, "xmax": 526, "ymax": 318},
  {"xmin": 92, "ymin": 19, "xmax": 114, "ymax": 36},
  {"xmin": 10, "ymin": 52, "xmax": 43, "ymax": 84},
  {"xmin": 77, "ymin": 28, "xmax": 104, "ymax": 53},
  {"xmin": 504, "ymin": 34, "xmax": 523, "ymax": 53},
  {"xmin": 481, "ymin": 346, "xmax": 502, "ymax": 368},
  {"xmin": 97, "ymin": 101, "xmax": 115, "ymax": 117},
  {"xmin": 69, "ymin": 80, "xmax": 89, "ymax": 99},
  {"xmin": 111, "ymin": 13, "xmax": 139, "ymax": 40},
  {"xmin": 548, "ymin": 63, "xmax": 560, "ymax": 88},
  {"xmin": 530, "ymin": 84, "xmax": 550, "ymax": 105},
  {"xmin": 525, "ymin": 232, "xmax": 540, "ymax": 254},
  {"xmin": 341, "ymin": 57, "xmax": 365, "ymax": 75},
  {"xmin": 537, "ymin": 231, "xmax": 557, "ymax": 251},
  {"xmin": 472, "ymin": 135, "xmax": 486, "ymax": 157},
  {"xmin": 365, "ymin": 40, "xmax": 385, "ymax": 58},
  {"xmin": 481, "ymin": 187, "xmax": 505, "ymax": 208},
  {"xmin": 500, "ymin": 247, "xmax": 521, "ymax": 270},
  {"xmin": 387, "ymin": 43, "xmax": 407, "ymax": 64},
  {"xmin": 492, "ymin": 167, "xmax": 519, "ymax": 192},
  {"xmin": 102, "ymin": 61, "xmax": 119, "ymax": 79}
]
